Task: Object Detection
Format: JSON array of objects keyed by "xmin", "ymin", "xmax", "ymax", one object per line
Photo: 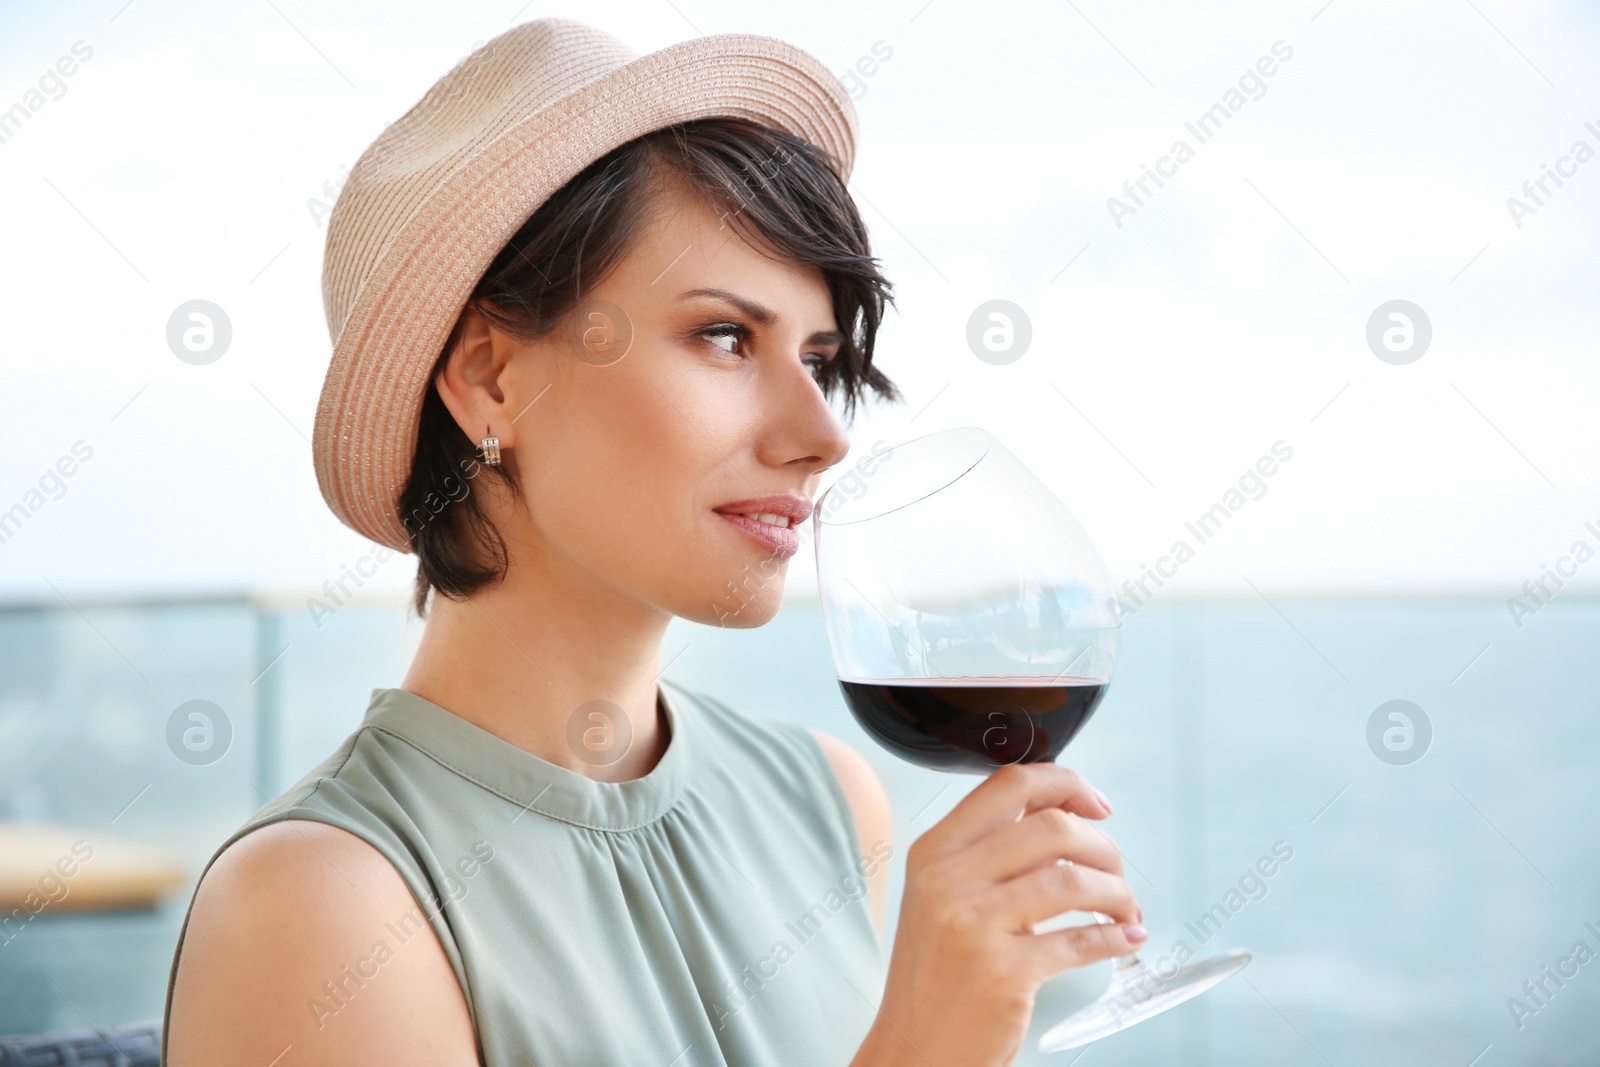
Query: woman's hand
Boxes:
[{"xmin": 852, "ymin": 763, "xmax": 1144, "ymax": 1067}]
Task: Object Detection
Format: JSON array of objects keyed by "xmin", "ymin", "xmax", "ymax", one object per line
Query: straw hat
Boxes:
[{"xmin": 313, "ymin": 17, "xmax": 859, "ymax": 552}]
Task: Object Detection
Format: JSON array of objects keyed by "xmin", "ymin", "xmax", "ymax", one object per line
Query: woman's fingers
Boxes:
[
  {"xmin": 988, "ymin": 860, "xmax": 1139, "ymax": 932},
  {"xmin": 961, "ymin": 806, "xmax": 1125, "ymax": 883},
  {"xmin": 918, "ymin": 764, "xmax": 1112, "ymax": 859},
  {"xmin": 877, "ymin": 763, "xmax": 1134, "ymax": 1066},
  {"xmin": 1026, "ymin": 915, "xmax": 1149, "ymax": 977}
]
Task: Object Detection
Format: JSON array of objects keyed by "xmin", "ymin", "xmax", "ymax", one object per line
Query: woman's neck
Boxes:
[{"xmin": 400, "ymin": 555, "xmax": 674, "ymax": 783}]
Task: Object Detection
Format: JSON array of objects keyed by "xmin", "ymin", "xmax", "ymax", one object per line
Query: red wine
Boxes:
[{"xmin": 838, "ymin": 676, "xmax": 1106, "ymax": 774}]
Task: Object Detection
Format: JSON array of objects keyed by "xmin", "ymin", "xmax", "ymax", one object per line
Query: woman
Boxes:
[{"xmin": 162, "ymin": 18, "xmax": 1143, "ymax": 1067}]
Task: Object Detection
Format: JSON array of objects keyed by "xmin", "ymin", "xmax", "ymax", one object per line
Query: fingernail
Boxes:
[
  {"xmin": 1094, "ymin": 788, "xmax": 1113, "ymax": 814},
  {"xmin": 1125, "ymin": 925, "xmax": 1147, "ymax": 943}
]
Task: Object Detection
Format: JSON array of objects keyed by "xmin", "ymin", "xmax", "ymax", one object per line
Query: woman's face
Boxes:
[{"xmin": 444, "ymin": 172, "xmax": 855, "ymax": 627}]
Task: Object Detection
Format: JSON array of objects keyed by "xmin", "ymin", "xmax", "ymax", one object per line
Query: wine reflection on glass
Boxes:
[{"xmin": 813, "ymin": 426, "xmax": 1250, "ymax": 1052}]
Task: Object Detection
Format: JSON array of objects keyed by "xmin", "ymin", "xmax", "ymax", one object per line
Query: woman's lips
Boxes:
[{"xmin": 716, "ymin": 511, "xmax": 800, "ymax": 558}]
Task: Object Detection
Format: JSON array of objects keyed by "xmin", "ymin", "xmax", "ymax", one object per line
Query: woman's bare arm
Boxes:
[{"xmin": 166, "ymin": 819, "xmax": 480, "ymax": 1067}]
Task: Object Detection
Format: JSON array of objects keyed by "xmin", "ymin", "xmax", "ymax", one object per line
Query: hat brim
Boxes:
[{"xmin": 312, "ymin": 32, "xmax": 858, "ymax": 552}]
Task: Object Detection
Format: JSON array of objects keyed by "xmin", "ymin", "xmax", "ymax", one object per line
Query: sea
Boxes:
[{"xmin": 0, "ymin": 592, "xmax": 1595, "ymax": 1064}]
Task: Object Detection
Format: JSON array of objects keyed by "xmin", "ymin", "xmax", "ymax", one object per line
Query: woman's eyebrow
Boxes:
[{"xmin": 678, "ymin": 288, "xmax": 845, "ymax": 346}]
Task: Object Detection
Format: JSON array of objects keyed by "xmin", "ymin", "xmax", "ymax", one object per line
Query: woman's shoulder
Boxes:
[
  {"xmin": 230, "ymin": 708, "xmax": 420, "ymax": 861},
  {"xmin": 164, "ymin": 818, "xmax": 479, "ymax": 1066},
  {"xmin": 805, "ymin": 729, "xmax": 892, "ymax": 853},
  {"xmin": 162, "ymin": 709, "xmax": 483, "ymax": 1064}
]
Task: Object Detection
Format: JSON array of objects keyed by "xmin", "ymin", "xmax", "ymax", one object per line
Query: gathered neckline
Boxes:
[{"xmin": 358, "ymin": 679, "xmax": 692, "ymax": 832}]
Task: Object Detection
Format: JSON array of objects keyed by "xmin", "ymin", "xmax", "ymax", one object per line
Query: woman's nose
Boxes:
[{"xmin": 762, "ymin": 359, "xmax": 853, "ymax": 477}]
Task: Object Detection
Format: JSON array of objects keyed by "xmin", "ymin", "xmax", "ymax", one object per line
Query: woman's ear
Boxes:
[{"xmin": 435, "ymin": 303, "xmax": 515, "ymax": 446}]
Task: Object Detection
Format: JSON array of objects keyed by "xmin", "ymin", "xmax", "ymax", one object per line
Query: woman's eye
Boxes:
[
  {"xmin": 699, "ymin": 323, "xmax": 744, "ymax": 355},
  {"xmin": 697, "ymin": 323, "xmax": 835, "ymax": 375}
]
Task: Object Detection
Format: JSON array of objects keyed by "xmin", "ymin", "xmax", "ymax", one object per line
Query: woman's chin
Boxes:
[{"xmin": 695, "ymin": 583, "xmax": 784, "ymax": 629}]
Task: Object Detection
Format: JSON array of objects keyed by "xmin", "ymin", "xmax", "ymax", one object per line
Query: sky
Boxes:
[{"xmin": 1, "ymin": 0, "xmax": 1597, "ymax": 605}]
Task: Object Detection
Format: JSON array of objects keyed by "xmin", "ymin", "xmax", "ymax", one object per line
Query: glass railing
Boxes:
[{"xmin": 1, "ymin": 593, "xmax": 1594, "ymax": 1062}]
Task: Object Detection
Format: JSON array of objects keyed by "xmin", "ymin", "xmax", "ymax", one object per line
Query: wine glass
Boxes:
[{"xmin": 812, "ymin": 425, "xmax": 1251, "ymax": 1053}]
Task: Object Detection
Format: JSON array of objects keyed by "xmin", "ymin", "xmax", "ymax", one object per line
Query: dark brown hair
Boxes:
[{"xmin": 398, "ymin": 117, "xmax": 901, "ymax": 617}]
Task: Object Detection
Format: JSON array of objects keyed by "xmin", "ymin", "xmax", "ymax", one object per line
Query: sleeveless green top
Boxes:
[{"xmin": 161, "ymin": 679, "xmax": 886, "ymax": 1066}]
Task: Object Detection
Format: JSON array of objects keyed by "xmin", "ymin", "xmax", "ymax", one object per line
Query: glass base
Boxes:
[{"xmin": 1037, "ymin": 948, "xmax": 1252, "ymax": 1052}]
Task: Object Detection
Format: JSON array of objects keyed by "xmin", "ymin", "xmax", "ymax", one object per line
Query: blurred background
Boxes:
[{"xmin": 1, "ymin": 0, "xmax": 1597, "ymax": 1063}]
